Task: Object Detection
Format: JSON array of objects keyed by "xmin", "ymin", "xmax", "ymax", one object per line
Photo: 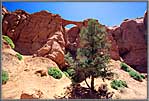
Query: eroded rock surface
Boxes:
[
  {"xmin": 2, "ymin": 10, "xmax": 63, "ymax": 67},
  {"xmin": 2, "ymin": 6, "xmax": 9, "ymax": 15},
  {"xmin": 2, "ymin": 46, "xmax": 71, "ymax": 99},
  {"xmin": 108, "ymin": 12, "xmax": 147, "ymax": 72},
  {"xmin": 2, "ymin": 7, "xmax": 147, "ymax": 98},
  {"xmin": 65, "ymin": 26, "xmax": 80, "ymax": 58},
  {"xmin": 2, "ymin": 6, "xmax": 147, "ymax": 72}
]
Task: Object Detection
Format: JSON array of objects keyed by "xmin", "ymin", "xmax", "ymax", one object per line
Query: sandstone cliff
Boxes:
[
  {"xmin": 108, "ymin": 12, "xmax": 147, "ymax": 72},
  {"xmin": 2, "ymin": 6, "xmax": 147, "ymax": 72},
  {"xmin": 1, "ymin": 6, "xmax": 147, "ymax": 99}
]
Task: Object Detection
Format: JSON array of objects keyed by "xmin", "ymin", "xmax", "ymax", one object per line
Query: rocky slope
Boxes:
[
  {"xmin": 2, "ymin": 44, "xmax": 147, "ymax": 99},
  {"xmin": 2, "ymin": 6, "xmax": 147, "ymax": 72},
  {"xmin": 1, "ymin": 6, "xmax": 147, "ymax": 99},
  {"xmin": 2, "ymin": 43, "xmax": 72, "ymax": 99}
]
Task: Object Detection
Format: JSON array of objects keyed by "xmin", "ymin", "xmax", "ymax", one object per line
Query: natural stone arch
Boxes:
[
  {"xmin": 62, "ymin": 19, "xmax": 83, "ymax": 28},
  {"xmin": 65, "ymin": 24, "xmax": 76, "ymax": 29}
]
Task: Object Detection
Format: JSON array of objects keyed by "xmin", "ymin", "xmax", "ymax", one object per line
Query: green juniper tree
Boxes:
[{"xmin": 65, "ymin": 19, "xmax": 111, "ymax": 92}]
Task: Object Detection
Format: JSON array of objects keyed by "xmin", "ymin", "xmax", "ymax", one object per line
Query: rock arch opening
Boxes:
[{"xmin": 65, "ymin": 24, "xmax": 76, "ymax": 29}]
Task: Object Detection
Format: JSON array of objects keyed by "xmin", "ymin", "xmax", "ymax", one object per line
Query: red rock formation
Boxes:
[
  {"xmin": 108, "ymin": 12, "xmax": 147, "ymax": 72},
  {"xmin": 107, "ymin": 32, "xmax": 120, "ymax": 60},
  {"xmin": 62, "ymin": 19, "xmax": 83, "ymax": 27},
  {"xmin": 2, "ymin": 6, "xmax": 9, "ymax": 15},
  {"xmin": 65, "ymin": 26, "xmax": 80, "ymax": 58},
  {"xmin": 2, "ymin": 8, "xmax": 84, "ymax": 68},
  {"xmin": 66, "ymin": 20, "xmax": 120, "ymax": 60},
  {"xmin": 2, "ymin": 10, "xmax": 66, "ymax": 68},
  {"xmin": 2, "ymin": 6, "xmax": 147, "ymax": 72},
  {"xmin": 144, "ymin": 11, "xmax": 147, "ymax": 29}
]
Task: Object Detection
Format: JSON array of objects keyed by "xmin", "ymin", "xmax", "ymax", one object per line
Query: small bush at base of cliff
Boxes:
[
  {"xmin": 111, "ymin": 80, "xmax": 127, "ymax": 90},
  {"xmin": 16, "ymin": 53, "xmax": 23, "ymax": 60},
  {"xmin": 120, "ymin": 62, "xmax": 145, "ymax": 82},
  {"xmin": 2, "ymin": 35, "xmax": 15, "ymax": 49},
  {"xmin": 48, "ymin": 67, "xmax": 62, "ymax": 79},
  {"xmin": 140, "ymin": 74, "xmax": 145, "ymax": 79},
  {"xmin": 63, "ymin": 71, "xmax": 70, "ymax": 78},
  {"xmin": 120, "ymin": 62, "xmax": 131, "ymax": 72},
  {"xmin": 128, "ymin": 71, "xmax": 143, "ymax": 82},
  {"xmin": 2, "ymin": 70, "xmax": 9, "ymax": 84}
]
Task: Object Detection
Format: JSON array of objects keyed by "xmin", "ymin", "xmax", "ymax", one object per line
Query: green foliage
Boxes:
[
  {"xmin": 140, "ymin": 74, "xmax": 145, "ymax": 79},
  {"xmin": 48, "ymin": 67, "xmax": 62, "ymax": 79},
  {"xmin": 120, "ymin": 62, "xmax": 145, "ymax": 82},
  {"xmin": 65, "ymin": 19, "xmax": 111, "ymax": 90},
  {"xmin": 2, "ymin": 70, "xmax": 9, "ymax": 84},
  {"xmin": 16, "ymin": 53, "xmax": 23, "ymax": 60},
  {"xmin": 120, "ymin": 62, "xmax": 131, "ymax": 72},
  {"xmin": 128, "ymin": 71, "xmax": 143, "ymax": 81},
  {"xmin": 111, "ymin": 80, "xmax": 127, "ymax": 90},
  {"xmin": 76, "ymin": 19, "xmax": 111, "ymax": 79},
  {"xmin": 3, "ymin": 35, "xmax": 15, "ymax": 49},
  {"xmin": 63, "ymin": 71, "xmax": 70, "ymax": 78},
  {"xmin": 71, "ymin": 74, "xmax": 82, "ymax": 83},
  {"xmin": 63, "ymin": 68, "xmax": 79, "ymax": 83},
  {"xmin": 66, "ymin": 68, "xmax": 75, "ymax": 77}
]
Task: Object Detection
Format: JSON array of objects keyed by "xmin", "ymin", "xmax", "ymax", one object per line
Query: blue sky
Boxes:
[{"xmin": 2, "ymin": 2, "xmax": 147, "ymax": 27}]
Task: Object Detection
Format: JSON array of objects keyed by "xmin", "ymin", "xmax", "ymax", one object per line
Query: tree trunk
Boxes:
[
  {"xmin": 85, "ymin": 79, "xmax": 91, "ymax": 89},
  {"xmin": 91, "ymin": 75, "xmax": 95, "ymax": 91}
]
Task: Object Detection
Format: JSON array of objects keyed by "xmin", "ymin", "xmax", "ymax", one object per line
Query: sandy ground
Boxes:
[{"xmin": 2, "ymin": 48, "xmax": 147, "ymax": 99}]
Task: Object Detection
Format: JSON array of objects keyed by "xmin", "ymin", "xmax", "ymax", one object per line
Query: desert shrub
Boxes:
[
  {"xmin": 128, "ymin": 71, "xmax": 143, "ymax": 81},
  {"xmin": 120, "ymin": 62, "xmax": 130, "ymax": 72},
  {"xmin": 120, "ymin": 62, "xmax": 145, "ymax": 82},
  {"xmin": 66, "ymin": 68, "xmax": 75, "ymax": 77},
  {"xmin": 16, "ymin": 53, "xmax": 23, "ymax": 60},
  {"xmin": 111, "ymin": 80, "xmax": 127, "ymax": 90},
  {"xmin": 48, "ymin": 67, "xmax": 62, "ymax": 79},
  {"xmin": 2, "ymin": 70, "xmax": 9, "ymax": 84},
  {"xmin": 63, "ymin": 71, "xmax": 70, "ymax": 78},
  {"xmin": 140, "ymin": 74, "xmax": 145, "ymax": 79},
  {"xmin": 3, "ymin": 35, "xmax": 15, "ymax": 49}
]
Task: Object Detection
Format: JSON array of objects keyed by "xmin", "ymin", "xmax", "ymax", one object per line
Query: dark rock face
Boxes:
[
  {"xmin": 108, "ymin": 13, "xmax": 147, "ymax": 72},
  {"xmin": 144, "ymin": 11, "xmax": 147, "ymax": 29},
  {"xmin": 65, "ymin": 26, "xmax": 80, "ymax": 59},
  {"xmin": 2, "ymin": 6, "xmax": 147, "ymax": 72}
]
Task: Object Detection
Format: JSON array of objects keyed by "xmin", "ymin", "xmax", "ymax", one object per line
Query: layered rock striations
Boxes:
[{"xmin": 2, "ymin": 6, "xmax": 147, "ymax": 72}]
